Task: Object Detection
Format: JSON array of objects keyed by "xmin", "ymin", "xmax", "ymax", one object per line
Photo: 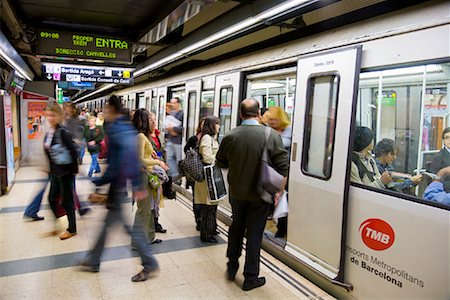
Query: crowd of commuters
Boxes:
[{"xmin": 22, "ymin": 93, "xmax": 297, "ymax": 291}]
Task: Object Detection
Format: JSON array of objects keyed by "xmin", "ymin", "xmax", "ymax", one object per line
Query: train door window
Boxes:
[
  {"xmin": 355, "ymin": 63, "xmax": 450, "ymax": 208},
  {"xmin": 302, "ymin": 75, "xmax": 339, "ymax": 179},
  {"xmin": 158, "ymin": 95, "xmax": 165, "ymax": 131},
  {"xmin": 170, "ymin": 88, "xmax": 185, "ymax": 109},
  {"xmin": 187, "ymin": 92, "xmax": 197, "ymax": 138},
  {"xmin": 137, "ymin": 92, "xmax": 145, "ymax": 109},
  {"xmin": 151, "ymin": 91, "xmax": 158, "ymax": 115},
  {"xmin": 200, "ymin": 90, "xmax": 214, "ymax": 119},
  {"xmin": 219, "ymin": 87, "xmax": 233, "ymax": 142},
  {"xmin": 247, "ymin": 72, "xmax": 296, "ymax": 119}
]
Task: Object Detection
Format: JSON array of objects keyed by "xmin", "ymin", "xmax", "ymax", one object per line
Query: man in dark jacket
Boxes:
[
  {"xmin": 216, "ymin": 98, "xmax": 289, "ymax": 291},
  {"xmin": 81, "ymin": 96, "xmax": 159, "ymax": 282},
  {"xmin": 430, "ymin": 127, "xmax": 450, "ymax": 174}
]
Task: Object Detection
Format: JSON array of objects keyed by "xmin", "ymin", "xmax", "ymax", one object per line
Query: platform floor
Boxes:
[{"xmin": 0, "ymin": 165, "xmax": 334, "ymax": 299}]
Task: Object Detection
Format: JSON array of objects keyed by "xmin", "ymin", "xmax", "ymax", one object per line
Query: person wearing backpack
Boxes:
[
  {"xmin": 84, "ymin": 116, "xmax": 105, "ymax": 177},
  {"xmin": 350, "ymin": 126, "xmax": 392, "ymax": 188},
  {"xmin": 43, "ymin": 105, "xmax": 79, "ymax": 240},
  {"xmin": 194, "ymin": 116, "xmax": 221, "ymax": 243}
]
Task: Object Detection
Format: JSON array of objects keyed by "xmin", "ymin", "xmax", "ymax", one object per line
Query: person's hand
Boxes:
[
  {"xmin": 411, "ymin": 174, "xmax": 423, "ymax": 185},
  {"xmin": 151, "ymin": 150, "xmax": 158, "ymax": 158},
  {"xmin": 436, "ymin": 166, "xmax": 450, "ymax": 180},
  {"xmin": 380, "ymin": 171, "xmax": 393, "ymax": 185},
  {"xmin": 159, "ymin": 161, "xmax": 169, "ymax": 171},
  {"xmin": 133, "ymin": 190, "xmax": 148, "ymax": 201},
  {"xmin": 88, "ymin": 141, "xmax": 95, "ymax": 146},
  {"xmin": 274, "ymin": 191, "xmax": 282, "ymax": 206}
]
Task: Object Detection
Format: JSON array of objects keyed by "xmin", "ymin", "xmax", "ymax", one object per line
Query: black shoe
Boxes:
[
  {"xmin": 151, "ymin": 238, "xmax": 162, "ymax": 244},
  {"xmin": 24, "ymin": 214, "xmax": 44, "ymax": 221},
  {"xmin": 79, "ymin": 207, "xmax": 92, "ymax": 216},
  {"xmin": 226, "ymin": 263, "xmax": 238, "ymax": 281},
  {"xmin": 155, "ymin": 227, "xmax": 167, "ymax": 233},
  {"xmin": 200, "ymin": 236, "xmax": 218, "ymax": 243},
  {"xmin": 79, "ymin": 260, "xmax": 99, "ymax": 272},
  {"xmin": 275, "ymin": 231, "xmax": 286, "ymax": 238},
  {"xmin": 242, "ymin": 277, "xmax": 266, "ymax": 291},
  {"xmin": 195, "ymin": 224, "xmax": 200, "ymax": 231}
]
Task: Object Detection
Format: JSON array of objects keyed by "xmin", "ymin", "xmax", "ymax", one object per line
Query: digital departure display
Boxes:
[{"xmin": 36, "ymin": 30, "xmax": 131, "ymax": 63}]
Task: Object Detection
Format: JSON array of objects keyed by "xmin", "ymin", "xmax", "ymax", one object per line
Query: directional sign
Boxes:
[{"xmin": 42, "ymin": 62, "xmax": 134, "ymax": 85}]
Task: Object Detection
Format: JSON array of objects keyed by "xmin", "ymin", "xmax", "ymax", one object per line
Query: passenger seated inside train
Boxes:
[
  {"xmin": 429, "ymin": 127, "xmax": 450, "ymax": 174},
  {"xmin": 423, "ymin": 166, "xmax": 450, "ymax": 206},
  {"xmin": 350, "ymin": 126, "xmax": 393, "ymax": 188},
  {"xmin": 374, "ymin": 138, "xmax": 423, "ymax": 194}
]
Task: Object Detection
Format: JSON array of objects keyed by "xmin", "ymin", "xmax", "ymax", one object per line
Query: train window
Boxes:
[
  {"xmin": 151, "ymin": 91, "xmax": 158, "ymax": 116},
  {"xmin": 247, "ymin": 75, "xmax": 296, "ymax": 119},
  {"xmin": 187, "ymin": 92, "xmax": 197, "ymax": 138},
  {"xmin": 200, "ymin": 90, "xmax": 214, "ymax": 119},
  {"xmin": 354, "ymin": 63, "xmax": 450, "ymax": 208},
  {"xmin": 219, "ymin": 87, "xmax": 233, "ymax": 143},
  {"xmin": 158, "ymin": 95, "xmax": 165, "ymax": 131},
  {"xmin": 302, "ymin": 75, "xmax": 339, "ymax": 179}
]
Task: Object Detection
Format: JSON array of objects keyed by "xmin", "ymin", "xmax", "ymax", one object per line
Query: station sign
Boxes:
[
  {"xmin": 36, "ymin": 30, "xmax": 131, "ymax": 63},
  {"xmin": 42, "ymin": 63, "xmax": 134, "ymax": 85}
]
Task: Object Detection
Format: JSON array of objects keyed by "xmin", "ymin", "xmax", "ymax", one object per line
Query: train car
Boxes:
[{"xmin": 83, "ymin": 2, "xmax": 450, "ymax": 298}]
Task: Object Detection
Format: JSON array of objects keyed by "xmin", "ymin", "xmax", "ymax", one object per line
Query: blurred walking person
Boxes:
[
  {"xmin": 81, "ymin": 96, "xmax": 159, "ymax": 282},
  {"xmin": 84, "ymin": 116, "xmax": 105, "ymax": 177},
  {"xmin": 44, "ymin": 105, "xmax": 79, "ymax": 240},
  {"xmin": 164, "ymin": 97, "xmax": 183, "ymax": 183}
]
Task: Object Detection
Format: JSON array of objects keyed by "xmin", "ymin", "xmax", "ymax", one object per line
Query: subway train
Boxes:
[{"xmin": 80, "ymin": 2, "xmax": 450, "ymax": 299}]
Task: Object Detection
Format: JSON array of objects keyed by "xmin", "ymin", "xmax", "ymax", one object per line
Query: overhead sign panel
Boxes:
[
  {"xmin": 42, "ymin": 63, "xmax": 134, "ymax": 85},
  {"xmin": 37, "ymin": 30, "xmax": 131, "ymax": 63}
]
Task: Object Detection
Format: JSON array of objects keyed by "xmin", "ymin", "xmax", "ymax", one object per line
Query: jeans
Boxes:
[
  {"xmin": 88, "ymin": 153, "xmax": 100, "ymax": 175},
  {"xmin": 79, "ymin": 145, "xmax": 86, "ymax": 164},
  {"xmin": 165, "ymin": 141, "xmax": 182, "ymax": 178},
  {"xmin": 24, "ymin": 177, "xmax": 49, "ymax": 217},
  {"xmin": 86, "ymin": 190, "xmax": 159, "ymax": 271}
]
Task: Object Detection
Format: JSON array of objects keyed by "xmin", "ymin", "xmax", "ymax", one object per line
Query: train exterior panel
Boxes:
[{"xmin": 82, "ymin": 2, "xmax": 450, "ymax": 298}]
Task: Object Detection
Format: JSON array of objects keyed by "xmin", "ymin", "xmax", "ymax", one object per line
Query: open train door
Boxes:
[{"xmin": 286, "ymin": 46, "xmax": 362, "ymax": 283}]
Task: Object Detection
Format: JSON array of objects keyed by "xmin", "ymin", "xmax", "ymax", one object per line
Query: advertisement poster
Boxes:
[
  {"xmin": 27, "ymin": 102, "xmax": 47, "ymax": 139},
  {"xmin": 3, "ymin": 94, "xmax": 15, "ymax": 186}
]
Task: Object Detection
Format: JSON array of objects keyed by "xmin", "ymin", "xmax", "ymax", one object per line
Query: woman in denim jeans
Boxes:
[{"xmin": 84, "ymin": 116, "xmax": 104, "ymax": 177}]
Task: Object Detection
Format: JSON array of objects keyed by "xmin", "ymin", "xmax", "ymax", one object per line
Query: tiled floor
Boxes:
[{"xmin": 0, "ymin": 165, "xmax": 333, "ymax": 299}]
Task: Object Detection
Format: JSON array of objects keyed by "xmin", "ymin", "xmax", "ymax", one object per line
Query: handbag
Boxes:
[
  {"xmin": 50, "ymin": 128, "xmax": 73, "ymax": 165},
  {"xmin": 259, "ymin": 127, "xmax": 285, "ymax": 204},
  {"xmin": 204, "ymin": 165, "xmax": 227, "ymax": 202},
  {"xmin": 180, "ymin": 147, "xmax": 205, "ymax": 182}
]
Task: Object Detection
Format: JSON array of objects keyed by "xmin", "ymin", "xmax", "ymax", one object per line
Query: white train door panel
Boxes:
[
  {"xmin": 214, "ymin": 72, "xmax": 241, "ymax": 143},
  {"xmin": 287, "ymin": 46, "xmax": 362, "ymax": 281}
]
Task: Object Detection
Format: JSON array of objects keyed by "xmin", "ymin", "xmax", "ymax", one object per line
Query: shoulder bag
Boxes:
[
  {"xmin": 259, "ymin": 126, "xmax": 285, "ymax": 203},
  {"xmin": 50, "ymin": 128, "xmax": 73, "ymax": 165}
]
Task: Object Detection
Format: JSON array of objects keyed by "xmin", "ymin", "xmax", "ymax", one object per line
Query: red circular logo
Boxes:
[{"xmin": 359, "ymin": 218, "xmax": 395, "ymax": 251}]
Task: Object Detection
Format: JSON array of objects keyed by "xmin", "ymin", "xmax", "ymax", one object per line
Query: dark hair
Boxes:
[
  {"xmin": 443, "ymin": 127, "xmax": 450, "ymax": 140},
  {"xmin": 171, "ymin": 97, "xmax": 181, "ymax": 104},
  {"xmin": 132, "ymin": 108, "xmax": 151, "ymax": 137},
  {"xmin": 196, "ymin": 117, "xmax": 206, "ymax": 135},
  {"xmin": 353, "ymin": 126, "xmax": 373, "ymax": 152},
  {"xmin": 240, "ymin": 98, "xmax": 260, "ymax": 118},
  {"xmin": 108, "ymin": 95, "xmax": 123, "ymax": 113},
  {"xmin": 260, "ymin": 107, "xmax": 269, "ymax": 116},
  {"xmin": 201, "ymin": 116, "xmax": 219, "ymax": 139},
  {"xmin": 374, "ymin": 138, "xmax": 398, "ymax": 158}
]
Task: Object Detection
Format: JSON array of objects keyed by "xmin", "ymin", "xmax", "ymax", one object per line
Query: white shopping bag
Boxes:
[{"xmin": 273, "ymin": 190, "xmax": 288, "ymax": 224}]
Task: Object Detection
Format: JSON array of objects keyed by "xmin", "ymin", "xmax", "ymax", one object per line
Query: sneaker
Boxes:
[
  {"xmin": 59, "ymin": 231, "xmax": 76, "ymax": 240},
  {"xmin": 79, "ymin": 260, "xmax": 99, "ymax": 272},
  {"xmin": 23, "ymin": 214, "xmax": 44, "ymax": 221},
  {"xmin": 79, "ymin": 207, "xmax": 92, "ymax": 216}
]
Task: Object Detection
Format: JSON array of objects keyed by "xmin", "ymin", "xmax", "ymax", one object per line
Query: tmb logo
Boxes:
[{"xmin": 359, "ymin": 218, "xmax": 395, "ymax": 251}]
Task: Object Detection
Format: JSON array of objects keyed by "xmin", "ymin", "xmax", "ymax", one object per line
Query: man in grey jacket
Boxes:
[{"xmin": 216, "ymin": 98, "xmax": 289, "ymax": 291}]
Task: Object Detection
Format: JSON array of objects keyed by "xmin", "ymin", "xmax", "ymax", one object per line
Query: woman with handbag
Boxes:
[
  {"xmin": 195, "ymin": 116, "xmax": 221, "ymax": 243},
  {"xmin": 44, "ymin": 105, "xmax": 79, "ymax": 240},
  {"xmin": 132, "ymin": 109, "xmax": 169, "ymax": 246}
]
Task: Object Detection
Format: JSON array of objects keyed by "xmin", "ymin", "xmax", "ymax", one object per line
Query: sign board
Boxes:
[
  {"xmin": 42, "ymin": 63, "xmax": 134, "ymax": 85},
  {"xmin": 37, "ymin": 30, "xmax": 131, "ymax": 63},
  {"xmin": 3, "ymin": 94, "xmax": 15, "ymax": 186}
]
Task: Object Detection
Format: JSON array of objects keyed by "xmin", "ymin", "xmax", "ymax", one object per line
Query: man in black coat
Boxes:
[
  {"xmin": 216, "ymin": 99, "xmax": 289, "ymax": 291},
  {"xmin": 430, "ymin": 127, "xmax": 450, "ymax": 174}
]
